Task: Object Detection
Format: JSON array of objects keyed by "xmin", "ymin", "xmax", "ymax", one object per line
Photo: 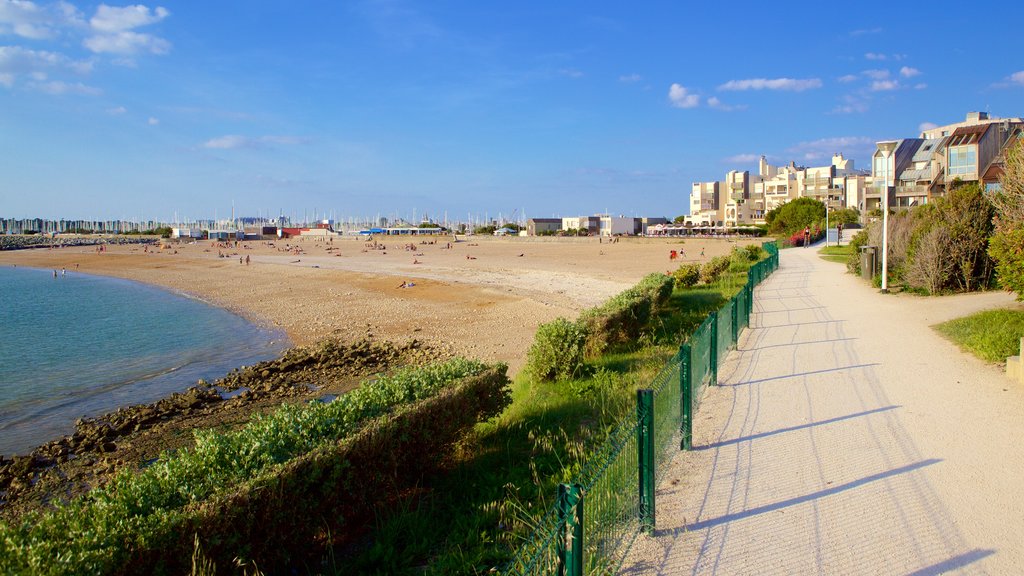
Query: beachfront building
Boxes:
[
  {"xmin": 688, "ymin": 181, "xmax": 721, "ymax": 226},
  {"xmin": 685, "ymin": 111, "xmax": 1022, "ymax": 225},
  {"xmin": 866, "ymin": 112, "xmax": 1024, "ymax": 212},
  {"xmin": 687, "ymin": 153, "xmax": 865, "ymax": 227},
  {"xmin": 527, "ymin": 218, "xmax": 562, "ymax": 236},
  {"xmin": 521, "ymin": 215, "xmax": 669, "ymax": 236}
]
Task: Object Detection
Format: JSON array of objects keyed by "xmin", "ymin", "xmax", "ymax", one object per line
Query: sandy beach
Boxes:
[{"xmin": 0, "ymin": 234, "xmax": 756, "ymax": 375}]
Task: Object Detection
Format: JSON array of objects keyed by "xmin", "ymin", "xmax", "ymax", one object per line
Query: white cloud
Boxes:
[
  {"xmin": 0, "ymin": 44, "xmax": 92, "ymax": 90},
  {"xmin": 919, "ymin": 122, "xmax": 938, "ymax": 132},
  {"xmin": 28, "ymin": 78, "xmax": 99, "ymax": 94},
  {"xmin": 717, "ymin": 77, "xmax": 822, "ymax": 92},
  {"xmin": 831, "ymin": 97, "xmax": 869, "ymax": 114},
  {"xmin": 558, "ymin": 68, "xmax": 583, "ymax": 79},
  {"xmin": 788, "ymin": 136, "xmax": 875, "ymax": 161},
  {"xmin": 668, "ymin": 83, "xmax": 699, "ymax": 108},
  {"xmin": 1010, "ymin": 71, "xmax": 1024, "ymax": 85},
  {"xmin": 707, "ymin": 96, "xmax": 744, "ymax": 112},
  {"xmin": 725, "ymin": 153, "xmax": 760, "ymax": 163},
  {"xmin": 106, "ymin": 105, "xmax": 126, "ymax": 114},
  {"xmin": 865, "ymin": 52, "xmax": 886, "ymax": 61},
  {"xmin": 85, "ymin": 4, "xmax": 170, "ymax": 55},
  {"xmin": 900, "ymin": 66, "xmax": 921, "ymax": 78},
  {"xmin": 89, "ymin": 4, "xmax": 168, "ymax": 33},
  {"xmin": 619, "ymin": 73, "xmax": 641, "ymax": 83},
  {"xmin": 871, "ymin": 79, "xmax": 899, "ymax": 91},
  {"xmin": 84, "ymin": 29, "xmax": 169, "ymax": 54},
  {"xmin": 849, "ymin": 27, "xmax": 882, "ymax": 37},
  {"xmin": 147, "ymin": 116, "xmax": 158, "ymax": 125},
  {"xmin": 838, "ymin": 74, "xmax": 858, "ymax": 83},
  {"xmin": 914, "ymin": 83, "xmax": 927, "ymax": 90},
  {"xmin": 203, "ymin": 135, "xmax": 308, "ymax": 149},
  {"xmin": 862, "ymin": 69, "xmax": 889, "ymax": 80}
]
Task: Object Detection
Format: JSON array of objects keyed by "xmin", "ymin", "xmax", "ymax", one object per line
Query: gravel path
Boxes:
[{"xmin": 621, "ymin": 243, "xmax": 1024, "ymax": 575}]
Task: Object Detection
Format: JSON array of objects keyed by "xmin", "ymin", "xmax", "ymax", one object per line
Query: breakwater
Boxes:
[{"xmin": 0, "ymin": 235, "xmax": 156, "ymax": 251}]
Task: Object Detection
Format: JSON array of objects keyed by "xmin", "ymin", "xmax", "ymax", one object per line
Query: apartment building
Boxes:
[
  {"xmin": 867, "ymin": 112, "xmax": 1024, "ymax": 211},
  {"xmin": 687, "ymin": 111, "xmax": 1022, "ymax": 225},
  {"xmin": 687, "ymin": 153, "xmax": 864, "ymax": 227}
]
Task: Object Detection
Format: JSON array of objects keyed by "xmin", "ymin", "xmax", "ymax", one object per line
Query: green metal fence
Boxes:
[{"xmin": 503, "ymin": 242, "xmax": 779, "ymax": 576}]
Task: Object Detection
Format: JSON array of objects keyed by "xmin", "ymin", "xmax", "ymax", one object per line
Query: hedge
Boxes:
[{"xmin": 0, "ymin": 362, "xmax": 511, "ymax": 575}]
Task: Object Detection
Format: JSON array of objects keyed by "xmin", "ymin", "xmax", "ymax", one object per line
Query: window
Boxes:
[{"xmin": 948, "ymin": 144, "xmax": 977, "ymax": 176}]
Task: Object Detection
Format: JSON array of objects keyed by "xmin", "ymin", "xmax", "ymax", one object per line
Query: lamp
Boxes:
[{"xmin": 877, "ymin": 141, "xmax": 897, "ymax": 293}]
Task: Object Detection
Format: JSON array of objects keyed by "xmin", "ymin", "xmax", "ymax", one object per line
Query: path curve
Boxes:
[{"xmin": 621, "ymin": 244, "xmax": 1024, "ymax": 575}]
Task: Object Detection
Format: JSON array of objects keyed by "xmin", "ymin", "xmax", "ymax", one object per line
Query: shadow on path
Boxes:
[
  {"xmin": 699, "ymin": 405, "xmax": 900, "ymax": 450},
  {"xmin": 655, "ymin": 459, "xmax": 941, "ymax": 536}
]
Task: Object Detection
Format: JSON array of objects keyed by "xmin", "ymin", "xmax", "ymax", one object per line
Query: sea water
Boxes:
[{"xmin": 0, "ymin": 266, "xmax": 287, "ymax": 456}]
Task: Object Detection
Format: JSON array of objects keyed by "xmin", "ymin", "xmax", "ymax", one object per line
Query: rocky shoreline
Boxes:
[
  {"xmin": 0, "ymin": 336, "xmax": 451, "ymax": 523},
  {"xmin": 0, "ymin": 235, "xmax": 156, "ymax": 251}
]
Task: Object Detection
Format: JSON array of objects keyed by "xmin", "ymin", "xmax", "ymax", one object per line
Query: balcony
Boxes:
[{"xmin": 895, "ymin": 185, "xmax": 929, "ymax": 197}]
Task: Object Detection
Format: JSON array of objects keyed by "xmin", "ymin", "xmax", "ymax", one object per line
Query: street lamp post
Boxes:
[{"xmin": 878, "ymin": 141, "xmax": 897, "ymax": 294}]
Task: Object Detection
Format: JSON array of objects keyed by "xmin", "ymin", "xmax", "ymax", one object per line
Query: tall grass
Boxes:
[{"xmin": 329, "ymin": 262, "xmax": 758, "ymax": 574}]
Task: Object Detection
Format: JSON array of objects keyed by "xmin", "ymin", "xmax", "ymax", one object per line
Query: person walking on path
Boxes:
[
  {"xmin": 803, "ymin": 225, "xmax": 810, "ymax": 247},
  {"xmin": 620, "ymin": 245, "xmax": 1023, "ymax": 575}
]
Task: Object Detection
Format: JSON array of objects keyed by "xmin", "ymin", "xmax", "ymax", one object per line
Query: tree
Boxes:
[
  {"xmin": 990, "ymin": 139, "xmax": 1024, "ymax": 299},
  {"xmin": 764, "ymin": 197, "xmax": 827, "ymax": 235},
  {"xmin": 673, "ymin": 215, "xmax": 686, "ymax": 224},
  {"xmin": 829, "ymin": 207, "xmax": 860, "ymax": 226}
]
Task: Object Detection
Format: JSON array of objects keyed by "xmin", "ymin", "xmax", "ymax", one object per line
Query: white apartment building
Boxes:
[{"xmin": 687, "ymin": 153, "xmax": 864, "ymax": 227}]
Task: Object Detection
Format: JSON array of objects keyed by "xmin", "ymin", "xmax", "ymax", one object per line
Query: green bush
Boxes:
[
  {"xmin": 846, "ymin": 229, "xmax": 869, "ymax": 274},
  {"xmin": 574, "ymin": 274, "xmax": 673, "ymax": 357},
  {"xmin": 0, "ymin": 359, "xmax": 500, "ymax": 575},
  {"xmin": 526, "ymin": 318, "xmax": 589, "ymax": 380},
  {"xmin": 673, "ymin": 263, "xmax": 700, "ymax": 288},
  {"xmin": 991, "ymin": 139, "xmax": 1024, "ymax": 300},
  {"xmin": 743, "ymin": 244, "xmax": 764, "ymax": 261},
  {"xmin": 990, "ymin": 226, "xmax": 1024, "ymax": 299},
  {"xmin": 765, "ymin": 197, "xmax": 827, "ymax": 235},
  {"xmin": 699, "ymin": 255, "xmax": 731, "ymax": 284}
]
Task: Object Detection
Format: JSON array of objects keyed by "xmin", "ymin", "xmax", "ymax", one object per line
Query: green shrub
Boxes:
[
  {"xmin": 633, "ymin": 272, "xmax": 675, "ymax": 312},
  {"xmin": 699, "ymin": 255, "xmax": 730, "ymax": 284},
  {"xmin": 990, "ymin": 226, "xmax": 1024, "ymax": 299},
  {"xmin": 526, "ymin": 318, "xmax": 588, "ymax": 380},
  {"xmin": 0, "ymin": 359, "xmax": 499, "ymax": 575},
  {"xmin": 673, "ymin": 263, "xmax": 700, "ymax": 288},
  {"xmin": 991, "ymin": 139, "xmax": 1024, "ymax": 300},
  {"xmin": 743, "ymin": 244, "xmax": 764, "ymax": 261},
  {"xmin": 846, "ymin": 229, "xmax": 869, "ymax": 274}
]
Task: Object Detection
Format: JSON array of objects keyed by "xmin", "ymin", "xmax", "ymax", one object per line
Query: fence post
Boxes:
[
  {"xmin": 680, "ymin": 343, "xmax": 692, "ymax": 451},
  {"xmin": 637, "ymin": 389, "xmax": 656, "ymax": 534},
  {"xmin": 557, "ymin": 483, "xmax": 584, "ymax": 576},
  {"xmin": 709, "ymin": 311, "xmax": 718, "ymax": 386},
  {"xmin": 731, "ymin": 298, "xmax": 739, "ymax": 348},
  {"xmin": 746, "ymin": 282, "xmax": 753, "ymax": 326}
]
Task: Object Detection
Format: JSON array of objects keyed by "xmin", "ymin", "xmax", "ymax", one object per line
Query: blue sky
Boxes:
[{"xmin": 2, "ymin": 1, "xmax": 1023, "ymax": 223}]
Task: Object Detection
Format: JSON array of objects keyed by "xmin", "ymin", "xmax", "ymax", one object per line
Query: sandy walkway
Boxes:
[
  {"xmin": 621, "ymin": 244, "xmax": 1024, "ymax": 574},
  {"xmin": 0, "ymin": 236, "xmax": 751, "ymax": 375}
]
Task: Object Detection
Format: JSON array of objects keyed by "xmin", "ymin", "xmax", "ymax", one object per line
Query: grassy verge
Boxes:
[
  {"xmin": 933, "ymin": 309, "xmax": 1024, "ymax": 363},
  {"xmin": 331, "ymin": 267, "xmax": 753, "ymax": 574},
  {"xmin": 818, "ymin": 244, "xmax": 854, "ymax": 264}
]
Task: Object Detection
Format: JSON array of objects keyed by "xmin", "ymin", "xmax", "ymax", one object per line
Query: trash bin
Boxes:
[{"xmin": 860, "ymin": 246, "xmax": 877, "ymax": 280}]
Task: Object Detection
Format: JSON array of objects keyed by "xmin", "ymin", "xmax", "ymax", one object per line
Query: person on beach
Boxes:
[
  {"xmin": 245, "ymin": 255, "xmax": 250, "ymax": 265},
  {"xmin": 700, "ymin": 247, "xmax": 705, "ymax": 258}
]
